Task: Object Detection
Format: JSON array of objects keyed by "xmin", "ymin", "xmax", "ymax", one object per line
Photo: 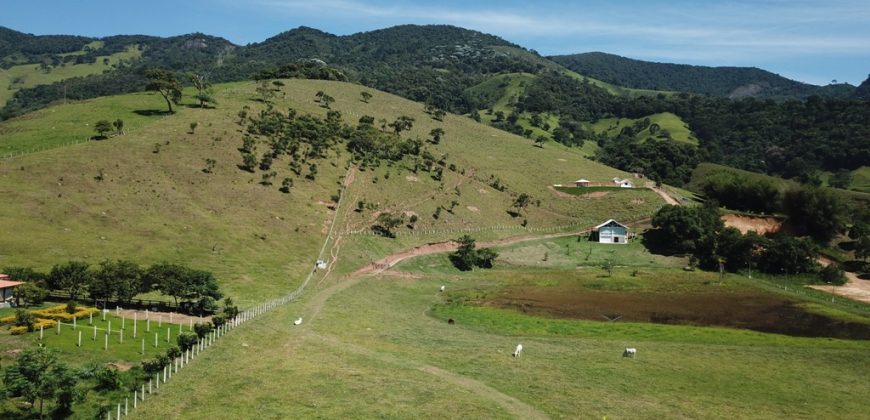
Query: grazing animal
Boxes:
[
  {"xmin": 293, "ymin": 317, "xmax": 303, "ymax": 326},
  {"xmin": 513, "ymin": 344, "xmax": 523, "ymax": 358},
  {"xmin": 440, "ymin": 285, "xmax": 445, "ymax": 292},
  {"xmin": 623, "ymin": 347, "xmax": 636, "ymax": 358},
  {"xmin": 447, "ymin": 318, "xmax": 455, "ymax": 325}
]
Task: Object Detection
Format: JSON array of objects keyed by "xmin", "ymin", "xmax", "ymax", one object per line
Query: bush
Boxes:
[
  {"xmin": 94, "ymin": 367, "xmax": 120, "ymax": 390},
  {"xmin": 177, "ymin": 331, "xmax": 199, "ymax": 351},
  {"xmin": 10, "ymin": 326, "xmax": 28, "ymax": 335},
  {"xmin": 193, "ymin": 322, "xmax": 213, "ymax": 339},
  {"xmin": 14, "ymin": 309, "xmax": 35, "ymax": 331},
  {"xmin": 819, "ymin": 263, "xmax": 847, "ymax": 285}
]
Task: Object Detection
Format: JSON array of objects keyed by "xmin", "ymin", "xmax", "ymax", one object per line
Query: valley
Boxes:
[{"xmin": 0, "ymin": 19, "xmax": 868, "ymax": 420}]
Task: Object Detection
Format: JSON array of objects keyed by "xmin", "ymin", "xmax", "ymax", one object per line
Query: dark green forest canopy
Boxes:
[{"xmin": 550, "ymin": 51, "xmax": 858, "ymax": 99}]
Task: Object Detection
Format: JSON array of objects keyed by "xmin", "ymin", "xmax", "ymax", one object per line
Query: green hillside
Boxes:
[
  {"xmin": 0, "ymin": 45, "xmax": 141, "ymax": 105},
  {"xmin": 586, "ymin": 112, "xmax": 698, "ymax": 146},
  {"xmin": 0, "ymin": 78, "xmax": 661, "ymax": 303}
]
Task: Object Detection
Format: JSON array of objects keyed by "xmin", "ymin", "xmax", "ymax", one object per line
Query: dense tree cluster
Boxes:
[
  {"xmin": 649, "ymin": 204, "xmax": 822, "ymax": 277},
  {"xmin": 3, "ymin": 261, "xmax": 222, "ymax": 314},
  {"xmin": 550, "ymin": 52, "xmax": 858, "ymax": 99},
  {"xmin": 449, "ymin": 235, "xmax": 498, "ymax": 271}
]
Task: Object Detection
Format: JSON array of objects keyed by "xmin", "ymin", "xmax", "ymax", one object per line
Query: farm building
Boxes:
[
  {"xmin": 594, "ymin": 219, "xmax": 629, "ymax": 244},
  {"xmin": 0, "ymin": 274, "xmax": 23, "ymax": 308},
  {"xmin": 574, "ymin": 179, "xmax": 591, "ymax": 187},
  {"xmin": 612, "ymin": 177, "xmax": 634, "ymax": 188}
]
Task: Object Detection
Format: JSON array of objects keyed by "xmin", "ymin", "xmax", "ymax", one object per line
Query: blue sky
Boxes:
[{"xmin": 1, "ymin": 0, "xmax": 868, "ymax": 85}]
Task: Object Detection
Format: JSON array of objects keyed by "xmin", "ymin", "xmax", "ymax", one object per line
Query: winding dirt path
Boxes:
[{"xmin": 650, "ymin": 186, "xmax": 680, "ymax": 206}]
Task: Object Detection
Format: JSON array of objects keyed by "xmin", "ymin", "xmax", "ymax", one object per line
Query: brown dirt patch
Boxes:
[
  {"xmin": 477, "ymin": 188, "xmax": 488, "ymax": 194},
  {"xmin": 556, "ymin": 158, "xmax": 567, "ymax": 162},
  {"xmin": 583, "ymin": 191, "xmax": 609, "ymax": 199},
  {"xmin": 650, "ymin": 187, "xmax": 680, "ymax": 206},
  {"xmin": 547, "ymin": 186, "xmax": 574, "ymax": 199},
  {"xmin": 466, "ymin": 206, "xmax": 479, "ymax": 212},
  {"xmin": 483, "ymin": 287, "xmax": 870, "ymax": 339},
  {"xmin": 107, "ymin": 362, "xmax": 134, "ymax": 372},
  {"xmin": 405, "ymin": 175, "xmax": 419, "ymax": 182},
  {"xmin": 722, "ymin": 214, "xmax": 782, "ymax": 235}
]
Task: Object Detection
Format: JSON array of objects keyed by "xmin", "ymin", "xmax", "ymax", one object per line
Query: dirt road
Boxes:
[{"xmin": 810, "ymin": 258, "xmax": 870, "ymax": 304}]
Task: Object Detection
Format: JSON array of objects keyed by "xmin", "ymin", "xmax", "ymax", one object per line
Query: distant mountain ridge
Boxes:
[{"xmin": 549, "ymin": 52, "xmax": 858, "ymax": 99}]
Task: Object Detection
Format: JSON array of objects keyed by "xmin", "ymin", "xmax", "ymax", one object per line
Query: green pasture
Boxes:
[
  {"xmin": 586, "ymin": 112, "xmax": 699, "ymax": 146},
  {"xmin": 0, "ymin": 45, "xmax": 141, "ymax": 106}
]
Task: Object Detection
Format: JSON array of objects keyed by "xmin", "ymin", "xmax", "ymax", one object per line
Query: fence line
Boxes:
[{"xmin": 102, "ymin": 164, "xmax": 352, "ymax": 419}]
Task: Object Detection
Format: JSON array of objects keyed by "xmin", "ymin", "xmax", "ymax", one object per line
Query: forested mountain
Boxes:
[
  {"xmin": 3, "ymin": 24, "xmax": 870, "ymax": 189},
  {"xmin": 550, "ymin": 52, "xmax": 856, "ymax": 99}
]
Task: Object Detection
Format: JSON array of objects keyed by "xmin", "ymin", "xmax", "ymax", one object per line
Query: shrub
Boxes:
[
  {"xmin": 0, "ymin": 315, "xmax": 14, "ymax": 325},
  {"xmin": 14, "ymin": 309, "xmax": 35, "ymax": 331},
  {"xmin": 94, "ymin": 367, "xmax": 121, "ymax": 390},
  {"xmin": 177, "ymin": 331, "xmax": 199, "ymax": 351},
  {"xmin": 10, "ymin": 326, "xmax": 28, "ymax": 335}
]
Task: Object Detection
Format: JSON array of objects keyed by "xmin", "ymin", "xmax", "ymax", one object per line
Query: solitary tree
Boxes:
[
  {"xmin": 94, "ymin": 120, "xmax": 113, "ymax": 138},
  {"xmin": 534, "ymin": 135, "xmax": 547, "ymax": 148},
  {"xmin": 429, "ymin": 128, "xmax": 445, "ymax": 144},
  {"xmin": 433, "ymin": 108, "xmax": 446, "ymax": 121},
  {"xmin": 512, "ymin": 193, "xmax": 531, "ymax": 216},
  {"xmin": 112, "ymin": 118, "xmax": 124, "ymax": 135},
  {"xmin": 360, "ymin": 91, "xmax": 372, "ymax": 103},
  {"xmin": 145, "ymin": 68, "xmax": 182, "ymax": 113},
  {"xmin": 187, "ymin": 72, "xmax": 216, "ymax": 108}
]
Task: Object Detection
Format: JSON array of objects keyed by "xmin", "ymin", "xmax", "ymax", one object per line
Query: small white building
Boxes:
[
  {"xmin": 612, "ymin": 177, "xmax": 634, "ymax": 188},
  {"xmin": 594, "ymin": 219, "xmax": 629, "ymax": 244},
  {"xmin": 574, "ymin": 179, "xmax": 591, "ymax": 187}
]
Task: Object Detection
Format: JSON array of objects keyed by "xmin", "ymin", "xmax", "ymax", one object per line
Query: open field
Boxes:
[
  {"xmin": 0, "ymin": 45, "xmax": 141, "ymax": 106},
  {"xmin": 130, "ymin": 250, "xmax": 870, "ymax": 419},
  {"xmin": 850, "ymin": 166, "xmax": 870, "ymax": 192}
]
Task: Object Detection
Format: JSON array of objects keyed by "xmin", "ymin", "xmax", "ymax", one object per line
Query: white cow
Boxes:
[
  {"xmin": 623, "ymin": 347, "xmax": 636, "ymax": 358},
  {"xmin": 293, "ymin": 317, "xmax": 303, "ymax": 326},
  {"xmin": 440, "ymin": 285, "xmax": 446, "ymax": 292},
  {"xmin": 513, "ymin": 344, "xmax": 523, "ymax": 358}
]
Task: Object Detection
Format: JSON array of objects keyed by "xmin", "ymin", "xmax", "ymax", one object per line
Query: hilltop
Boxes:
[{"xmin": 550, "ymin": 51, "xmax": 858, "ymax": 99}]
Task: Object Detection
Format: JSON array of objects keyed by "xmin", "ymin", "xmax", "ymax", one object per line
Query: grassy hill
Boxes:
[
  {"xmin": 0, "ymin": 44, "xmax": 141, "ymax": 106},
  {"xmin": 586, "ymin": 112, "xmax": 699, "ymax": 146},
  {"xmin": 0, "ymin": 78, "xmax": 662, "ymax": 303}
]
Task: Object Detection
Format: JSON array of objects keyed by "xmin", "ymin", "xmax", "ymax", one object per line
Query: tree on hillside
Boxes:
[
  {"xmin": 360, "ymin": 91, "xmax": 372, "ymax": 103},
  {"xmin": 535, "ymin": 135, "xmax": 547, "ymax": 148},
  {"xmin": 429, "ymin": 128, "xmax": 444, "ymax": 144},
  {"xmin": 433, "ymin": 108, "xmax": 446, "ymax": 121},
  {"xmin": 855, "ymin": 235, "xmax": 870, "ymax": 262},
  {"xmin": 321, "ymin": 94, "xmax": 335, "ymax": 109},
  {"xmin": 372, "ymin": 212, "xmax": 404, "ymax": 238},
  {"xmin": 188, "ymin": 72, "xmax": 216, "ymax": 108},
  {"xmin": 93, "ymin": 120, "xmax": 113, "ymax": 138},
  {"xmin": 145, "ymin": 68, "xmax": 182, "ymax": 113},
  {"xmin": 112, "ymin": 118, "xmax": 124, "ymax": 135},
  {"xmin": 389, "ymin": 115, "xmax": 414, "ymax": 136},
  {"xmin": 3, "ymin": 347, "xmax": 81, "ymax": 419},
  {"xmin": 256, "ymin": 80, "xmax": 275, "ymax": 103},
  {"xmin": 48, "ymin": 261, "xmax": 90, "ymax": 301},
  {"xmin": 511, "ymin": 193, "xmax": 531, "ymax": 216}
]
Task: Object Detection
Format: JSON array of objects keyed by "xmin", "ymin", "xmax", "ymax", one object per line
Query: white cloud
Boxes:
[{"xmin": 249, "ymin": 0, "xmax": 870, "ymax": 59}]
